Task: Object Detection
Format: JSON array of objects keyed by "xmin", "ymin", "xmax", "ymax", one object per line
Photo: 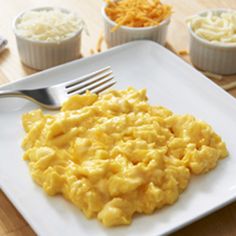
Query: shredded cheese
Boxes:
[
  {"xmin": 203, "ymin": 71, "xmax": 223, "ymax": 80},
  {"xmin": 222, "ymin": 81, "xmax": 236, "ymax": 90},
  {"xmin": 105, "ymin": 0, "xmax": 172, "ymax": 32},
  {"xmin": 90, "ymin": 48, "xmax": 95, "ymax": 55},
  {"xmin": 16, "ymin": 9, "xmax": 85, "ymax": 43},
  {"xmin": 96, "ymin": 33, "xmax": 104, "ymax": 52},
  {"xmin": 187, "ymin": 11, "xmax": 236, "ymax": 43},
  {"xmin": 178, "ymin": 50, "xmax": 188, "ymax": 56}
]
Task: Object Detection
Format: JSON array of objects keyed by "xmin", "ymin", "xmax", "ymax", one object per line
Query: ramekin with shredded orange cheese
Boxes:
[{"xmin": 102, "ymin": 0, "xmax": 172, "ymax": 47}]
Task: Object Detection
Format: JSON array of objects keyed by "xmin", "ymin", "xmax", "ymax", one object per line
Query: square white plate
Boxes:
[{"xmin": 0, "ymin": 41, "xmax": 236, "ymax": 236}]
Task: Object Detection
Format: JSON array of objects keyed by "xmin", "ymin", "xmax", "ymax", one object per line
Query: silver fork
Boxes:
[{"xmin": 0, "ymin": 67, "xmax": 116, "ymax": 110}]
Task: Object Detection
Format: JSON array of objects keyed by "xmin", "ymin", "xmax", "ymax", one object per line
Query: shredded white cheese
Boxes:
[
  {"xmin": 16, "ymin": 9, "xmax": 85, "ymax": 42},
  {"xmin": 187, "ymin": 11, "xmax": 236, "ymax": 43}
]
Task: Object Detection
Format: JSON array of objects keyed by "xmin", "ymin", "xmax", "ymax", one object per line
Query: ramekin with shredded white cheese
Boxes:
[
  {"xmin": 13, "ymin": 7, "xmax": 86, "ymax": 70},
  {"xmin": 187, "ymin": 9, "xmax": 236, "ymax": 75}
]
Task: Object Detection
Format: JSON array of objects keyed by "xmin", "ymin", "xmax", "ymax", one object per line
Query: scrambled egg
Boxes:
[{"xmin": 21, "ymin": 87, "xmax": 228, "ymax": 227}]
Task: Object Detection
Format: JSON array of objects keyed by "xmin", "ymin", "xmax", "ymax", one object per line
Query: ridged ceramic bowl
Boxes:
[
  {"xmin": 188, "ymin": 9, "xmax": 236, "ymax": 75},
  {"xmin": 13, "ymin": 7, "xmax": 83, "ymax": 70},
  {"xmin": 102, "ymin": 4, "xmax": 170, "ymax": 48}
]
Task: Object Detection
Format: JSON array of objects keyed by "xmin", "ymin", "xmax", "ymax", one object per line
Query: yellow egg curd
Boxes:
[{"xmin": 21, "ymin": 87, "xmax": 228, "ymax": 227}]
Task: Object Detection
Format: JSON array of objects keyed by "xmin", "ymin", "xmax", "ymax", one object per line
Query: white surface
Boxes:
[{"xmin": 0, "ymin": 41, "xmax": 236, "ymax": 236}]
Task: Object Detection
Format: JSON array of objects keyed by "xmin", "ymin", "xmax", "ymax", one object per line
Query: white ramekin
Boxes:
[
  {"xmin": 101, "ymin": 4, "xmax": 170, "ymax": 47},
  {"xmin": 13, "ymin": 7, "xmax": 83, "ymax": 70},
  {"xmin": 188, "ymin": 9, "xmax": 236, "ymax": 75}
]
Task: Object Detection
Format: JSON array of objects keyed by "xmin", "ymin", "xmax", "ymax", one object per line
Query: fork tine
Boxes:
[
  {"xmin": 65, "ymin": 66, "xmax": 111, "ymax": 88},
  {"xmin": 92, "ymin": 81, "xmax": 116, "ymax": 94},
  {"xmin": 68, "ymin": 76, "xmax": 116, "ymax": 96},
  {"xmin": 66, "ymin": 70, "xmax": 113, "ymax": 93}
]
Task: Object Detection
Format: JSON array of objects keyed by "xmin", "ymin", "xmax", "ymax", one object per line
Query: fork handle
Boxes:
[{"xmin": 0, "ymin": 90, "xmax": 25, "ymax": 98}]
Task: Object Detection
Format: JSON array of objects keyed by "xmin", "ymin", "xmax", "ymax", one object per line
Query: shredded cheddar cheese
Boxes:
[
  {"xmin": 178, "ymin": 50, "xmax": 188, "ymax": 56},
  {"xmin": 105, "ymin": 0, "xmax": 172, "ymax": 32},
  {"xmin": 89, "ymin": 33, "xmax": 104, "ymax": 55},
  {"xmin": 96, "ymin": 33, "xmax": 104, "ymax": 52}
]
